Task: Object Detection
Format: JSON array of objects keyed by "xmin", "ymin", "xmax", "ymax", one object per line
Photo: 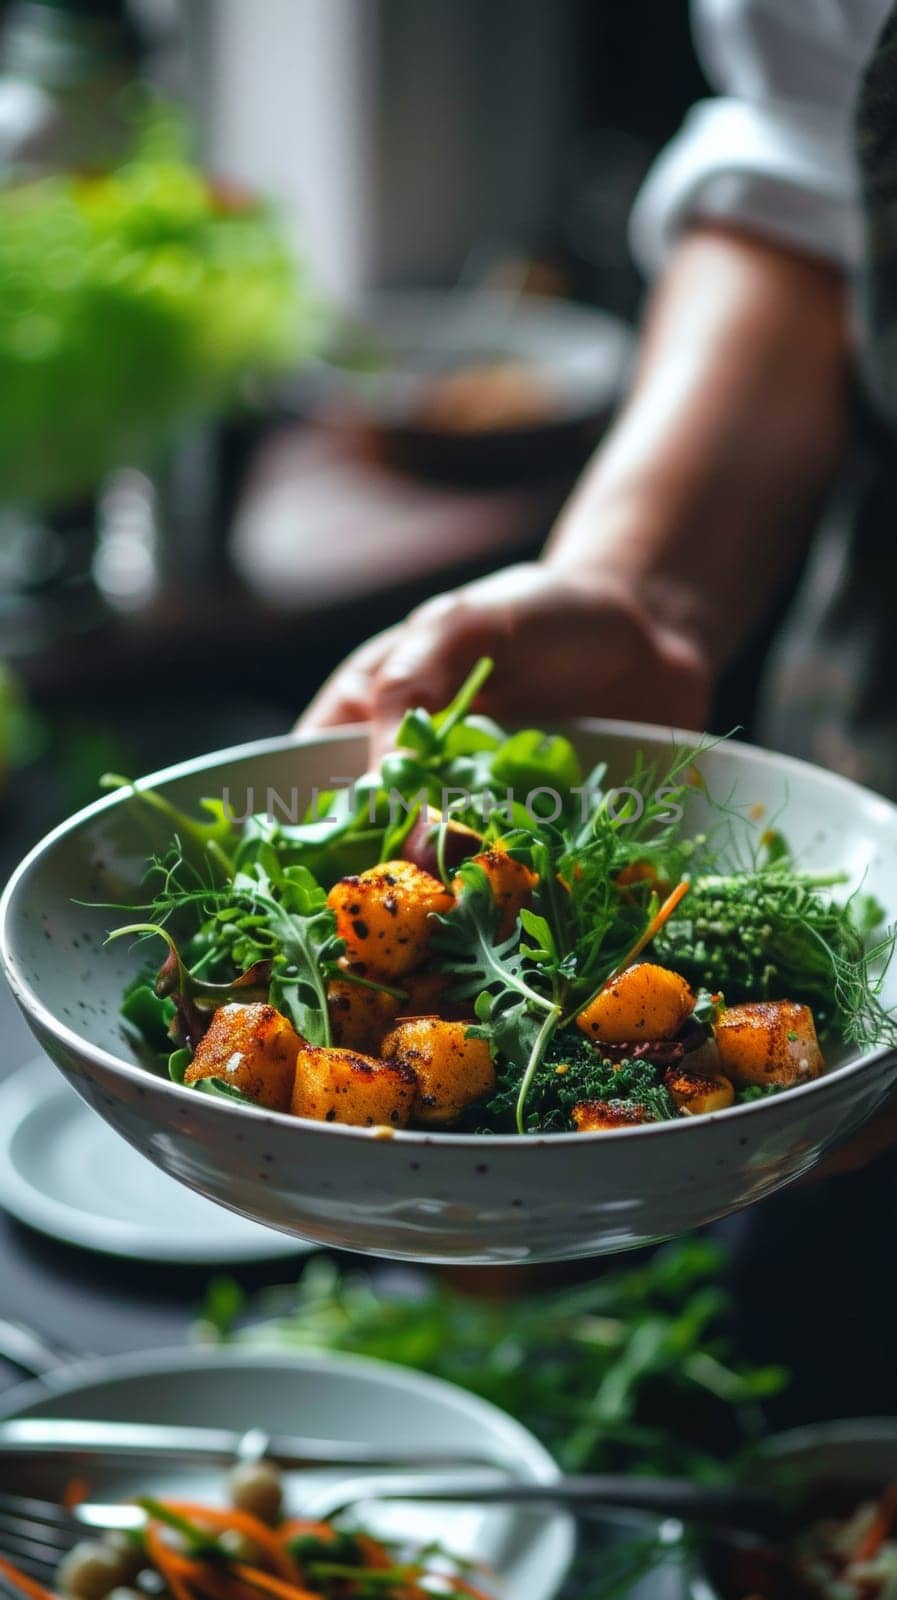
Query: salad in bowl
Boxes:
[
  {"xmin": 3, "ymin": 662, "xmax": 897, "ymax": 1261},
  {"xmin": 107, "ymin": 661, "xmax": 895, "ymax": 1140}
]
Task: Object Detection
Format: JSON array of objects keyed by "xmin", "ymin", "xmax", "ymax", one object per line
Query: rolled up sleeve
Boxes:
[{"xmin": 630, "ymin": 0, "xmax": 891, "ymax": 275}]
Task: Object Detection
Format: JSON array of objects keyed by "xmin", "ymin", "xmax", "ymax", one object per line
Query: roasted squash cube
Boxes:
[
  {"xmin": 291, "ymin": 1045, "xmax": 415, "ymax": 1127},
  {"xmin": 326, "ymin": 974, "xmax": 399, "ymax": 1054},
  {"xmin": 455, "ymin": 849, "xmax": 538, "ymax": 940},
  {"xmin": 381, "ymin": 1016, "xmax": 496, "ymax": 1126},
  {"xmin": 576, "ymin": 963, "xmax": 695, "ymax": 1044},
  {"xmin": 714, "ymin": 1000, "xmax": 823, "ymax": 1087},
  {"xmin": 396, "ymin": 969, "xmax": 473, "ymax": 1022},
  {"xmin": 184, "ymin": 1002, "xmax": 300, "ymax": 1111},
  {"xmin": 327, "ymin": 860, "xmax": 454, "ymax": 980},
  {"xmin": 572, "ymin": 1100, "xmax": 657, "ymax": 1131},
  {"xmin": 663, "ymin": 1064, "xmax": 734, "ymax": 1115}
]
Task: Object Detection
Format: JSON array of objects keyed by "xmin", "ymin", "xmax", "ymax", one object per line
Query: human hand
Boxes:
[
  {"xmin": 296, "ymin": 561, "xmax": 711, "ymax": 761},
  {"xmin": 807, "ymin": 1091, "xmax": 897, "ymax": 1179}
]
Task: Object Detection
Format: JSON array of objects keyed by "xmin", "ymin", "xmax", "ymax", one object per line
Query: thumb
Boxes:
[{"xmin": 367, "ymin": 607, "xmax": 477, "ymax": 763}]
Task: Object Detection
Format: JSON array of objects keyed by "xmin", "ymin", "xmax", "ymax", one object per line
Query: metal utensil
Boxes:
[
  {"xmin": 0, "ymin": 1468, "xmax": 786, "ymax": 1587},
  {"xmin": 0, "ymin": 1321, "xmax": 87, "ymax": 1381},
  {"xmin": 0, "ymin": 1491, "xmax": 86, "ymax": 1581},
  {"xmin": 297, "ymin": 1469, "xmax": 787, "ymax": 1538},
  {"xmin": 0, "ymin": 1418, "xmax": 496, "ymax": 1472}
]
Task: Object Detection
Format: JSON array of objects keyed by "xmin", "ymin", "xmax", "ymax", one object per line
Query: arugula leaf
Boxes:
[
  {"xmin": 121, "ymin": 980, "xmax": 175, "ymax": 1053},
  {"xmin": 230, "ymin": 860, "xmax": 342, "ymax": 1045},
  {"xmin": 432, "ymin": 862, "xmax": 553, "ymax": 1014},
  {"xmin": 401, "ymin": 654, "xmax": 493, "ymax": 748},
  {"xmin": 110, "ymin": 850, "xmax": 342, "ymax": 1054},
  {"xmin": 168, "ymin": 1045, "xmax": 257, "ymax": 1104},
  {"xmin": 491, "ymin": 727, "xmax": 582, "ymax": 796},
  {"xmin": 200, "ymin": 1238, "xmax": 788, "ymax": 1493},
  {"xmin": 433, "ymin": 860, "xmax": 564, "ymax": 1131},
  {"xmin": 100, "ymin": 773, "xmax": 237, "ymax": 874},
  {"xmin": 168, "ymin": 1046, "xmax": 192, "ymax": 1084}
]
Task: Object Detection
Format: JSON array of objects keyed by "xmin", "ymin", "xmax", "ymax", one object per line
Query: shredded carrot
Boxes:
[
  {"xmin": 146, "ymin": 1524, "xmax": 198, "ymax": 1600},
  {"xmin": 182, "ymin": 1564, "xmax": 262, "ymax": 1600},
  {"xmin": 605, "ymin": 879, "xmax": 689, "ymax": 983},
  {"xmin": 62, "ymin": 1478, "xmax": 90, "ymax": 1510},
  {"xmin": 232, "ymin": 1565, "xmax": 318, "ymax": 1600},
  {"xmin": 354, "ymin": 1534, "xmax": 393, "ymax": 1569},
  {"xmin": 853, "ymin": 1482, "xmax": 897, "ymax": 1563},
  {"xmin": 141, "ymin": 1535, "xmax": 201, "ymax": 1582},
  {"xmin": 0, "ymin": 1556, "xmax": 60, "ymax": 1600},
  {"xmin": 615, "ymin": 861, "xmax": 659, "ymax": 890},
  {"xmin": 277, "ymin": 1520, "xmax": 336, "ymax": 1545},
  {"xmin": 175, "ymin": 1568, "xmax": 231, "ymax": 1600},
  {"xmin": 159, "ymin": 1503, "xmax": 298, "ymax": 1581}
]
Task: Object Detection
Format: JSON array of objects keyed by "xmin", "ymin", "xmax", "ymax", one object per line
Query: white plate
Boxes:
[
  {"xmin": 0, "ymin": 1346, "xmax": 575, "ymax": 1600},
  {"xmin": 0, "ymin": 1059, "xmax": 309, "ymax": 1264}
]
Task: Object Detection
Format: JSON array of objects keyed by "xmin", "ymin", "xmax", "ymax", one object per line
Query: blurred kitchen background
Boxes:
[{"xmin": 0, "ymin": 0, "xmax": 711, "ymax": 829}]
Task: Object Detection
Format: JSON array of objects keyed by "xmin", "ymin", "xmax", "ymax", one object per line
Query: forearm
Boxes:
[{"xmin": 546, "ymin": 224, "xmax": 851, "ymax": 670}]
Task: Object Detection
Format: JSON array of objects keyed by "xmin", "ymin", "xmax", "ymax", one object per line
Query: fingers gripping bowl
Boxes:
[{"xmin": 3, "ymin": 696, "xmax": 897, "ymax": 1262}]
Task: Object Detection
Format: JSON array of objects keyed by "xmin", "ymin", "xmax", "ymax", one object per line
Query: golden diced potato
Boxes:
[
  {"xmin": 396, "ymin": 970, "xmax": 449, "ymax": 1016},
  {"xmin": 576, "ymin": 963, "xmax": 695, "ymax": 1044},
  {"xmin": 663, "ymin": 1064, "xmax": 735, "ymax": 1115},
  {"xmin": 572, "ymin": 1100, "xmax": 657, "ymax": 1131},
  {"xmin": 291, "ymin": 1045, "xmax": 416, "ymax": 1127},
  {"xmin": 615, "ymin": 861, "xmax": 663, "ymax": 897},
  {"xmin": 680, "ymin": 1033, "xmax": 722, "ymax": 1078},
  {"xmin": 396, "ymin": 970, "xmax": 473, "ymax": 1022},
  {"xmin": 381, "ymin": 1016, "xmax": 496, "ymax": 1126},
  {"xmin": 454, "ymin": 848, "xmax": 538, "ymax": 940},
  {"xmin": 328, "ymin": 860, "xmax": 454, "ymax": 980},
  {"xmin": 326, "ymin": 973, "xmax": 399, "ymax": 1053},
  {"xmin": 184, "ymin": 1003, "xmax": 301, "ymax": 1111},
  {"xmin": 479, "ymin": 847, "xmax": 539, "ymax": 940},
  {"xmin": 714, "ymin": 1000, "xmax": 823, "ymax": 1087}
]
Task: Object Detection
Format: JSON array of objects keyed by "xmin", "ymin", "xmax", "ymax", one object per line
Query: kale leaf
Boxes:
[{"xmin": 476, "ymin": 1033, "xmax": 677, "ymax": 1133}]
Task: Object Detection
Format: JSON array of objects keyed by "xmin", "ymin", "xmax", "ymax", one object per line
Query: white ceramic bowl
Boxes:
[
  {"xmin": 689, "ymin": 1418, "xmax": 897, "ymax": 1598},
  {"xmin": 3, "ymin": 723, "xmax": 897, "ymax": 1265},
  {"xmin": 296, "ymin": 289, "xmax": 633, "ymax": 429},
  {"xmin": 0, "ymin": 1346, "xmax": 574, "ymax": 1600}
]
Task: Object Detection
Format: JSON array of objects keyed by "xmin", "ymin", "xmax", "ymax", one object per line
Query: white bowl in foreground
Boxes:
[{"xmin": 2, "ymin": 723, "xmax": 897, "ymax": 1264}]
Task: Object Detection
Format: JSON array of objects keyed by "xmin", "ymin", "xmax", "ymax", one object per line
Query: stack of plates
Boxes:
[{"xmin": 0, "ymin": 1058, "xmax": 308, "ymax": 1264}]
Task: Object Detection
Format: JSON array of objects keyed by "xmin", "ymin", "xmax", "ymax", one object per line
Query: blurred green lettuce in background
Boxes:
[{"xmin": 0, "ymin": 113, "xmax": 316, "ymax": 511}]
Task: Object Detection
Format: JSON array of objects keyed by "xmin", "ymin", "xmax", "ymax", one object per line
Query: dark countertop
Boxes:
[{"xmin": 0, "ymin": 690, "xmax": 316, "ymax": 1390}]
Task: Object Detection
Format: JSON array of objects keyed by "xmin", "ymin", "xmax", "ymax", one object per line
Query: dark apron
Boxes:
[
  {"xmin": 726, "ymin": 7, "xmax": 897, "ymax": 1421},
  {"xmin": 758, "ymin": 4, "xmax": 897, "ymax": 798}
]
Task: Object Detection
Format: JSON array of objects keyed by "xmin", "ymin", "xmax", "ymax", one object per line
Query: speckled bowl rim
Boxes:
[{"xmin": 3, "ymin": 719, "xmax": 897, "ymax": 1148}]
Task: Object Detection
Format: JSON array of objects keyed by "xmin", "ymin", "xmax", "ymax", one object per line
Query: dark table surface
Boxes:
[{"xmin": 0, "ymin": 689, "xmax": 324, "ymax": 1394}]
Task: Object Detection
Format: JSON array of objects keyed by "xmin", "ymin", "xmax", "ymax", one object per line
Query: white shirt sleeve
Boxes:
[{"xmin": 629, "ymin": 0, "xmax": 893, "ymax": 275}]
